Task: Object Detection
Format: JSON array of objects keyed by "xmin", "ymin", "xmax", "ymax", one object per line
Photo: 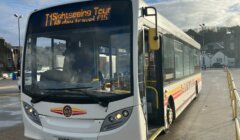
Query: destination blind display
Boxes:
[{"xmin": 44, "ymin": 5, "xmax": 112, "ymax": 27}]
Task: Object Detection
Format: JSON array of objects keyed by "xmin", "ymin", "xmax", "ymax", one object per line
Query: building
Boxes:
[
  {"xmin": 11, "ymin": 46, "xmax": 21, "ymax": 70},
  {"xmin": 0, "ymin": 38, "xmax": 14, "ymax": 72},
  {"xmin": 202, "ymin": 51, "xmax": 235, "ymax": 68},
  {"xmin": 202, "ymin": 42, "xmax": 235, "ymax": 68}
]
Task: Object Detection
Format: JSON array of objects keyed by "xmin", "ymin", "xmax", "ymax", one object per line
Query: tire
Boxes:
[
  {"xmin": 194, "ymin": 82, "xmax": 199, "ymax": 99},
  {"xmin": 167, "ymin": 102, "xmax": 174, "ymax": 126},
  {"xmin": 161, "ymin": 101, "xmax": 175, "ymax": 135}
]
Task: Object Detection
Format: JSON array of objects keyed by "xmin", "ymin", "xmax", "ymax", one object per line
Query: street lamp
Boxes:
[
  {"xmin": 199, "ymin": 23, "xmax": 205, "ymax": 47},
  {"xmin": 199, "ymin": 23, "xmax": 205, "ymax": 69},
  {"xmin": 14, "ymin": 14, "xmax": 22, "ymax": 70}
]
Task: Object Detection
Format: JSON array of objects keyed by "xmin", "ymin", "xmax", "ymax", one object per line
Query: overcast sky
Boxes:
[{"xmin": 0, "ymin": 0, "xmax": 240, "ymax": 46}]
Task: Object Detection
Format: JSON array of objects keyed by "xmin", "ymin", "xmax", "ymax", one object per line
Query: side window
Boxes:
[
  {"xmin": 163, "ymin": 35, "xmax": 174, "ymax": 82},
  {"xmin": 189, "ymin": 48, "xmax": 195, "ymax": 74},
  {"xmin": 194, "ymin": 50, "xmax": 200, "ymax": 73},
  {"xmin": 174, "ymin": 40, "xmax": 184, "ymax": 79},
  {"xmin": 184, "ymin": 45, "xmax": 190, "ymax": 76}
]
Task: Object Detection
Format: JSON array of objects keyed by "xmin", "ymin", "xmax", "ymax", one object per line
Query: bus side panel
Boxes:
[
  {"xmin": 98, "ymin": 105, "xmax": 146, "ymax": 140},
  {"xmin": 164, "ymin": 73, "xmax": 201, "ymax": 120}
]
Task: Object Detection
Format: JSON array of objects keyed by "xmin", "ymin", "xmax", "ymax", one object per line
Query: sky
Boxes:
[{"xmin": 0, "ymin": 0, "xmax": 240, "ymax": 46}]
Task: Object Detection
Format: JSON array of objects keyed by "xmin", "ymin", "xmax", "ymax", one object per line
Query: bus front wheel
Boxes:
[
  {"xmin": 167, "ymin": 102, "xmax": 174, "ymax": 126},
  {"xmin": 161, "ymin": 99, "xmax": 175, "ymax": 135}
]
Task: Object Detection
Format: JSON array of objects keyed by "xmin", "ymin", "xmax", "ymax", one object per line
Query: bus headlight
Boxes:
[
  {"xmin": 23, "ymin": 102, "xmax": 42, "ymax": 126},
  {"xmin": 101, "ymin": 107, "xmax": 133, "ymax": 132}
]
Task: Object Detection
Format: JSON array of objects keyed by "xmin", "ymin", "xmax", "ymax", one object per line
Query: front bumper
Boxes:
[{"xmin": 23, "ymin": 106, "xmax": 146, "ymax": 140}]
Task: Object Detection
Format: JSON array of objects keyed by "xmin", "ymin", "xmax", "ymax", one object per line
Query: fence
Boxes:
[{"xmin": 227, "ymin": 69, "xmax": 240, "ymax": 140}]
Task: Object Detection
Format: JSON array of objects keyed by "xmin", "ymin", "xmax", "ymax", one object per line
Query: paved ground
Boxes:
[
  {"xmin": 0, "ymin": 79, "xmax": 24, "ymax": 140},
  {"xmin": 0, "ymin": 70, "xmax": 236, "ymax": 140},
  {"xmin": 158, "ymin": 69, "xmax": 235, "ymax": 140}
]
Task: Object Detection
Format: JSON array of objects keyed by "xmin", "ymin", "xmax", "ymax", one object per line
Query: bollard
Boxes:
[
  {"xmin": 236, "ymin": 118, "xmax": 240, "ymax": 140},
  {"xmin": 227, "ymin": 69, "xmax": 240, "ymax": 140},
  {"xmin": 234, "ymin": 91, "xmax": 238, "ymax": 119}
]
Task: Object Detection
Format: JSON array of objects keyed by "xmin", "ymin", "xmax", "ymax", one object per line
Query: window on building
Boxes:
[
  {"xmin": 217, "ymin": 58, "xmax": 222, "ymax": 63},
  {"xmin": 7, "ymin": 59, "xmax": 13, "ymax": 67}
]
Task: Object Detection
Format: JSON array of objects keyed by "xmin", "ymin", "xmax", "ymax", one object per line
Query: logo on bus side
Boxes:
[{"xmin": 51, "ymin": 106, "xmax": 87, "ymax": 117}]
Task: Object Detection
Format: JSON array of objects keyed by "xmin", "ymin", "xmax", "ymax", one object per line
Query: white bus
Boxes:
[{"xmin": 21, "ymin": 0, "xmax": 202, "ymax": 140}]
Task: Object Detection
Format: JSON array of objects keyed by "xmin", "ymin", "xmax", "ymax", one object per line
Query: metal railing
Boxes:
[{"xmin": 227, "ymin": 69, "xmax": 240, "ymax": 140}]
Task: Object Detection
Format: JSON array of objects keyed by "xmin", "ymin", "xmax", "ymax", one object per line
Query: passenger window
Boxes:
[
  {"xmin": 163, "ymin": 35, "xmax": 174, "ymax": 82},
  {"xmin": 184, "ymin": 45, "xmax": 190, "ymax": 76},
  {"xmin": 174, "ymin": 40, "xmax": 184, "ymax": 79}
]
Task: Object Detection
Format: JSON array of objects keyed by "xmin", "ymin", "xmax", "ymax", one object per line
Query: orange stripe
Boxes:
[
  {"xmin": 164, "ymin": 90, "xmax": 183, "ymax": 106},
  {"xmin": 172, "ymin": 91, "xmax": 183, "ymax": 99},
  {"xmin": 52, "ymin": 111, "xmax": 63, "ymax": 115},
  {"xmin": 72, "ymin": 112, "xmax": 86, "ymax": 115}
]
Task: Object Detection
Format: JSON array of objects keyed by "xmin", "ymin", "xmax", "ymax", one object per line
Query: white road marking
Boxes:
[
  {"xmin": 1, "ymin": 102, "xmax": 20, "ymax": 108},
  {"xmin": 0, "ymin": 121, "xmax": 22, "ymax": 128},
  {"xmin": 0, "ymin": 85, "xmax": 17, "ymax": 90},
  {"xmin": 0, "ymin": 93, "xmax": 19, "ymax": 97}
]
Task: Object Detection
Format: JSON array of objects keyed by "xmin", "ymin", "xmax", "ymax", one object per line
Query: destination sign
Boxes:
[{"xmin": 44, "ymin": 5, "xmax": 112, "ymax": 27}]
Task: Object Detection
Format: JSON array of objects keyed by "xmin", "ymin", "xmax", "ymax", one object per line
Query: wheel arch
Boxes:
[{"xmin": 167, "ymin": 95, "xmax": 176, "ymax": 120}]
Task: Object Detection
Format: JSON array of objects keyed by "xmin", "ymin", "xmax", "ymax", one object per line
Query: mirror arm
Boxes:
[{"xmin": 142, "ymin": 7, "xmax": 158, "ymax": 40}]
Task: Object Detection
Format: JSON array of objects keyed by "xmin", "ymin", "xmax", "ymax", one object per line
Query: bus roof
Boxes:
[{"xmin": 140, "ymin": 0, "xmax": 201, "ymax": 50}]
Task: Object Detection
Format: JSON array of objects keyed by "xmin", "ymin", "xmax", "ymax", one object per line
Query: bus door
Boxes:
[{"xmin": 143, "ymin": 29, "xmax": 164, "ymax": 127}]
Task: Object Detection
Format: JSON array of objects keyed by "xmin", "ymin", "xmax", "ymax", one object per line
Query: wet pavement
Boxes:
[
  {"xmin": 0, "ymin": 95, "xmax": 22, "ymax": 130},
  {"xmin": 158, "ymin": 69, "xmax": 235, "ymax": 140},
  {"xmin": 0, "ymin": 70, "xmax": 237, "ymax": 140},
  {"xmin": 0, "ymin": 79, "xmax": 24, "ymax": 139}
]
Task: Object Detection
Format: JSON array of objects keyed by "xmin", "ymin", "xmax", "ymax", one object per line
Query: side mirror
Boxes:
[{"xmin": 149, "ymin": 28, "xmax": 160, "ymax": 51}]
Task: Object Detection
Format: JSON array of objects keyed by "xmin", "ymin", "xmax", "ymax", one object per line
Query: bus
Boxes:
[{"xmin": 21, "ymin": 0, "xmax": 202, "ymax": 140}]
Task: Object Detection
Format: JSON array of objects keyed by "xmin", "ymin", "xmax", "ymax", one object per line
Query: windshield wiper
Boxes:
[
  {"xmin": 31, "ymin": 92, "xmax": 57, "ymax": 104},
  {"xmin": 70, "ymin": 89, "xmax": 109, "ymax": 107},
  {"xmin": 31, "ymin": 88, "xmax": 109, "ymax": 107}
]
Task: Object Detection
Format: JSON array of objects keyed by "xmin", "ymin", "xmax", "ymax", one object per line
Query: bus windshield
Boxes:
[{"xmin": 23, "ymin": 0, "xmax": 133, "ymax": 103}]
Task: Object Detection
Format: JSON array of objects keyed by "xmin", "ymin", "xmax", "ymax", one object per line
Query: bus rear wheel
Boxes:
[{"xmin": 194, "ymin": 82, "xmax": 199, "ymax": 99}]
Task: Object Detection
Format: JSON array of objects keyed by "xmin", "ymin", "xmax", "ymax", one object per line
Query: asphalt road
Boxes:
[
  {"xmin": 0, "ymin": 70, "xmax": 236, "ymax": 140},
  {"xmin": 158, "ymin": 69, "xmax": 235, "ymax": 140},
  {"xmin": 0, "ymin": 79, "xmax": 25, "ymax": 140}
]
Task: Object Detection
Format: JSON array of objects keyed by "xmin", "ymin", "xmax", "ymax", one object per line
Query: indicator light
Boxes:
[
  {"xmin": 33, "ymin": 111, "xmax": 38, "ymax": 116},
  {"xmin": 108, "ymin": 116, "xmax": 114, "ymax": 122},
  {"xmin": 122, "ymin": 110, "xmax": 129, "ymax": 117}
]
